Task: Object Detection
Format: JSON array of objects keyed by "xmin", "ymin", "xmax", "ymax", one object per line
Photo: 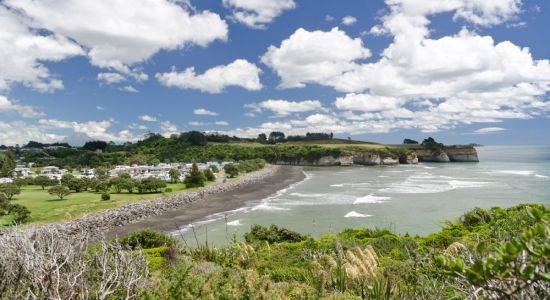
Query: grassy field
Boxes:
[{"xmin": 0, "ymin": 182, "xmax": 213, "ymax": 227}]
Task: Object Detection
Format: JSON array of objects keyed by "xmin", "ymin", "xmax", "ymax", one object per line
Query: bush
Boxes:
[
  {"xmin": 0, "ymin": 183, "xmax": 20, "ymax": 200},
  {"xmin": 204, "ymin": 169, "xmax": 215, "ymax": 181},
  {"xmin": 164, "ymin": 187, "xmax": 173, "ymax": 193},
  {"xmin": 8, "ymin": 204, "xmax": 31, "ymax": 224},
  {"xmin": 223, "ymin": 163, "xmax": 239, "ymax": 178},
  {"xmin": 183, "ymin": 163, "xmax": 206, "ymax": 188},
  {"xmin": 137, "ymin": 177, "xmax": 166, "ymax": 193},
  {"xmin": 101, "ymin": 193, "xmax": 110, "ymax": 201},
  {"xmin": 48, "ymin": 185, "xmax": 71, "ymax": 200},
  {"xmin": 244, "ymin": 224, "xmax": 307, "ymax": 244},
  {"xmin": 120, "ymin": 229, "xmax": 178, "ymax": 250}
]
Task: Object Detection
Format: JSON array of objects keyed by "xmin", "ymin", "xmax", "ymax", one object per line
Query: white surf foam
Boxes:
[
  {"xmin": 535, "ymin": 174, "xmax": 549, "ymax": 178},
  {"xmin": 344, "ymin": 211, "xmax": 372, "ymax": 218},
  {"xmin": 226, "ymin": 220, "xmax": 242, "ymax": 226},
  {"xmin": 354, "ymin": 195, "xmax": 391, "ymax": 204},
  {"xmin": 448, "ymin": 180, "xmax": 488, "ymax": 189},
  {"xmin": 494, "ymin": 170, "xmax": 535, "ymax": 176},
  {"xmin": 330, "ymin": 184, "xmax": 344, "ymax": 187}
]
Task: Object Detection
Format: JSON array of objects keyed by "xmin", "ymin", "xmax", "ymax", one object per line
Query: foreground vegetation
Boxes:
[{"xmin": 1, "ymin": 204, "xmax": 547, "ymax": 299}]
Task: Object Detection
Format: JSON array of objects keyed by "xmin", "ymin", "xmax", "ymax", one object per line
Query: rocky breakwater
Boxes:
[
  {"xmin": 414, "ymin": 147, "xmax": 479, "ymax": 162},
  {"xmin": 2, "ymin": 165, "xmax": 282, "ymax": 237}
]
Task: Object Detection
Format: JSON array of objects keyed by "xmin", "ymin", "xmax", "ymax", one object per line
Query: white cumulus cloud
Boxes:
[
  {"xmin": 246, "ymin": 99, "xmax": 324, "ymax": 116},
  {"xmin": 139, "ymin": 115, "xmax": 157, "ymax": 122},
  {"xmin": 0, "ymin": 6, "xmax": 83, "ymax": 93},
  {"xmin": 3, "ymin": 0, "xmax": 228, "ymax": 84},
  {"xmin": 0, "ymin": 96, "xmax": 44, "ymax": 118},
  {"xmin": 156, "ymin": 59, "xmax": 262, "ymax": 93},
  {"xmin": 193, "ymin": 108, "xmax": 219, "ymax": 116},
  {"xmin": 223, "ymin": 0, "xmax": 296, "ymax": 29},
  {"xmin": 341, "ymin": 16, "xmax": 357, "ymax": 26},
  {"xmin": 261, "ymin": 27, "xmax": 371, "ymax": 89}
]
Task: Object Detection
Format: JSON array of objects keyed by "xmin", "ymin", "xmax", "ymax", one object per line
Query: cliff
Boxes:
[
  {"xmin": 271, "ymin": 146, "xmax": 478, "ymax": 166},
  {"xmin": 414, "ymin": 147, "xmax": 479, "ymax": 162}
]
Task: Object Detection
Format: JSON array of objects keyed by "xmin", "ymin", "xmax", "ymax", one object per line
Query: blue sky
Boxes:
[{"xmin": 0, "ymin": 0, "xmax": 549, "ymax": 145}]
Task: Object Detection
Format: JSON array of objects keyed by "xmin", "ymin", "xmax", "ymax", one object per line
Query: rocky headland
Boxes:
[{"xmin": 272, "ymin": 146, "xmax": 479, "ymax": 166}]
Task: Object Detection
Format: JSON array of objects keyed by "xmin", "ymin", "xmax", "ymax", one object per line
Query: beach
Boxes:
[{"xmin": 106, "ymin": 165, "xmax": 305, "ymax": 238}]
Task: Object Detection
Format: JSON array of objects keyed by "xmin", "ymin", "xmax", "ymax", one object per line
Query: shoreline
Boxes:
[{"xmin": 105, "ymin": 165, "xmax": 305, "ymax": 238}]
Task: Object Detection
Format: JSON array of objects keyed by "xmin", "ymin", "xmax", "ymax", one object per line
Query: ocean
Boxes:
[{"xmin": 174, "ymin": 145, "xmax": 550, "ymax": 245}]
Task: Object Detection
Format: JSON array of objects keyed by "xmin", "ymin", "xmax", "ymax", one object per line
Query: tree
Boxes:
[
  {"xmin": 185, "ymin": 131, "xmax": 207, "ymax": 146},
  {"xmin": 403, "ymin": 138, "xmax": 419, "ymax": 144},
  {"xmin": 0, "ymin": 183, "xmax": 20, "ymax": 200},
  {"xmin": 137, "ymin": 178, "xmax": 166, "ymax": 193},
  {"xmin": 183, "ymin": 163, "xmax": 206, "ymax": 188},
  {"xmin": 204, "ymin": 169, "xmax": 215, "ymax": 181},
  {"xmin": 94, "ymin": 167, "xmax": 110, "ymax": 181},
  {"xmin": 421, "ymin": 137, "xmax": 444, "ymax": 150},
  {"xmin": 209, "ymin": 165, "xmax": 219, "ymax": 173},
  {"xmin": 13, "ymin": 178, "xmax": 29, "ymax": 188},
  {"xmin": 0, "ymin": 194, "xmax": 8, "ymax": 216},
  {"xmin": 268, "ymin": 131, "xmax": 285, "ymax": 143},
  {"xmin": 92, "ymin": 180, "xmax": 110, "ymax": 193},
  {"xmin": 66, "ymin": 178, "xmax": 87, "ymax": 192},
  {"xmin": 48, "ymin": 185, "xmax": 71, "ymax": 200},
  {"xmin": 0, "ymin": 150, "xmax": 15, "ymax": 177},
  {"xmin": 61, "ymin": 173, "xmax": 75, "ymax": 186},
  {"xmin": 224, "ymin": 163, "xmax": 239, "ymax": 178},
  {"xmin": 82, "ymin": 140, "xmax": 108, "ymax": 152},
  {"xmin": 168, "ymin": 169, "xmax": 181, "ymax": 183},
  {"xmin": 257, "ymin": 133, "xmax": 267, "ymax": 143},
  {"xmin": 8, "ymin": 204, "xmax": 31, "ymax": 224},
  {"xmin": 121, "ymin": 178, "xmax": 135, "ymax": 193},
  {"xmin": 33, "ymin": 175, "xmax": 56, "ymax": 190}
]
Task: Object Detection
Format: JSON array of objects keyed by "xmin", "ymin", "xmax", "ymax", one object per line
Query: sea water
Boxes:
[{"xmin": 174, "ymin": 146, "xmax": 550, "ymax": 246}]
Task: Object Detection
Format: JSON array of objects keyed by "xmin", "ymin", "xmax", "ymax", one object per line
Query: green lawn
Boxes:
[{"xmin": 1, "ymin": 182, "xmax": 212, "ymax": 227}]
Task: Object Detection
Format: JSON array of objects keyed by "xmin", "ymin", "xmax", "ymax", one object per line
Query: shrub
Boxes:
[
  {"xmin": 223, "ymin": 163, "xmax": 239, "ymax": 178},
  {"xmin": 0, "ymin": 183, "xmax": 20, "ymax": 200},
  {"xmin": 101, "ymin": 193, "xmax": 110, "ymax": 201},
  {"xmin": 137, "ymin": 177, "xmax": 166, "ymax": 193},
  {"xmin": 120, "ymin": 229, "xmax": 178, "ymax": 250},
  {"xmin": 48, "ymin": 185, "xmax": 71, "ymax": 200},
  {"xmin": 8, "ymin": 204, "xmax": 31, "ymax": 224},
  {"xmin": 183, "ymin": 163, "xmax": 206, "ymax": 188},
  {"xmin": 164, "ymin": 187, "xmax": 173, "ymax": 193},
  {"xmin": 204, "ymin": 169, "xmax": 215, "ymax": 181},
  {"xmin": 244, "ymin": 224, "xmax": 307, "ymax": 244}
]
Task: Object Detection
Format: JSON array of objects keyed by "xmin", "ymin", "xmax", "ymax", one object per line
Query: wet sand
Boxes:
[{"xmin": 106, "ymin": 166, "xmax": 305, "ymax": 238}]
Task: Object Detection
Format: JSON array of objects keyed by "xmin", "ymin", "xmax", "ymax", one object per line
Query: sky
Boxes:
[{"xmin": 0, "ymin": 0, "xmax": 549, "ymax": 146}]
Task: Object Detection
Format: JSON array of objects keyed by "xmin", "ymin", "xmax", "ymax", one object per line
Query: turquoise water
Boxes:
[{"xmin": 175, "ymin": 146, "xmax": 550, "ymax": 245}]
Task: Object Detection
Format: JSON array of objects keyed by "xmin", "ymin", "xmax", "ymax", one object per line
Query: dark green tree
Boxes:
[
  {"xmin": 0, "ymin": 150, "xmax": 15, "ymax": 177},
  {"xmin": 204, "ymin": 169, "xmax": 215, "ymax": 181},
  {"xmin": 168, "ymin": 169, "xmax": 181, "ymax": 183},
  {"xmin": 33, "ymin": 175, "xmax": 56, "ymax": 190},
  {"xmin": 183, "ymin": 163, "xmax": 206, "ymax": 188},
  {"xmin": 223, "ymin": 163, "xmax": 239, "ymax": 178},
  {"xmin": 0, "ymin": 183, "xmax": 20, "ymax": 200},
  {"xmin": 48, "ymin": 185, "xmax": 71, "ymax": 200}
]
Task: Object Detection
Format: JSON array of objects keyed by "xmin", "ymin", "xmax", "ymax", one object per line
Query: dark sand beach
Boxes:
[{"xmin": 106, "ymin": 165, "xmax": 305, "ymax": 238}]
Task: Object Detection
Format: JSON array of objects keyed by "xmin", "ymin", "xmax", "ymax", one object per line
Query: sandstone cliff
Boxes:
[{"xmin": 271, "ymin": 146, "xmax": 478, "ymax": 166}]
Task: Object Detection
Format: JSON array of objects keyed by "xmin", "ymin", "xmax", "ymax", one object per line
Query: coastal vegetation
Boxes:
[
  {"xmin": 0, "ymin": 204, "xmax": 547, "ymax": 299},
  {"xmin": 6, "ymin": 131, "xmax": 441, "ymax": 169}
]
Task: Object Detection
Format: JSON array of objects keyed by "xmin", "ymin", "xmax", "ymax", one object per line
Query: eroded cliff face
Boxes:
[
  {"xmin": 414, "ymin": 147, "xmax": 479, "ymax": 162},
  {"xmin": 271, "ymin": 147, "xmax": 478, "ymax": 166}
]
